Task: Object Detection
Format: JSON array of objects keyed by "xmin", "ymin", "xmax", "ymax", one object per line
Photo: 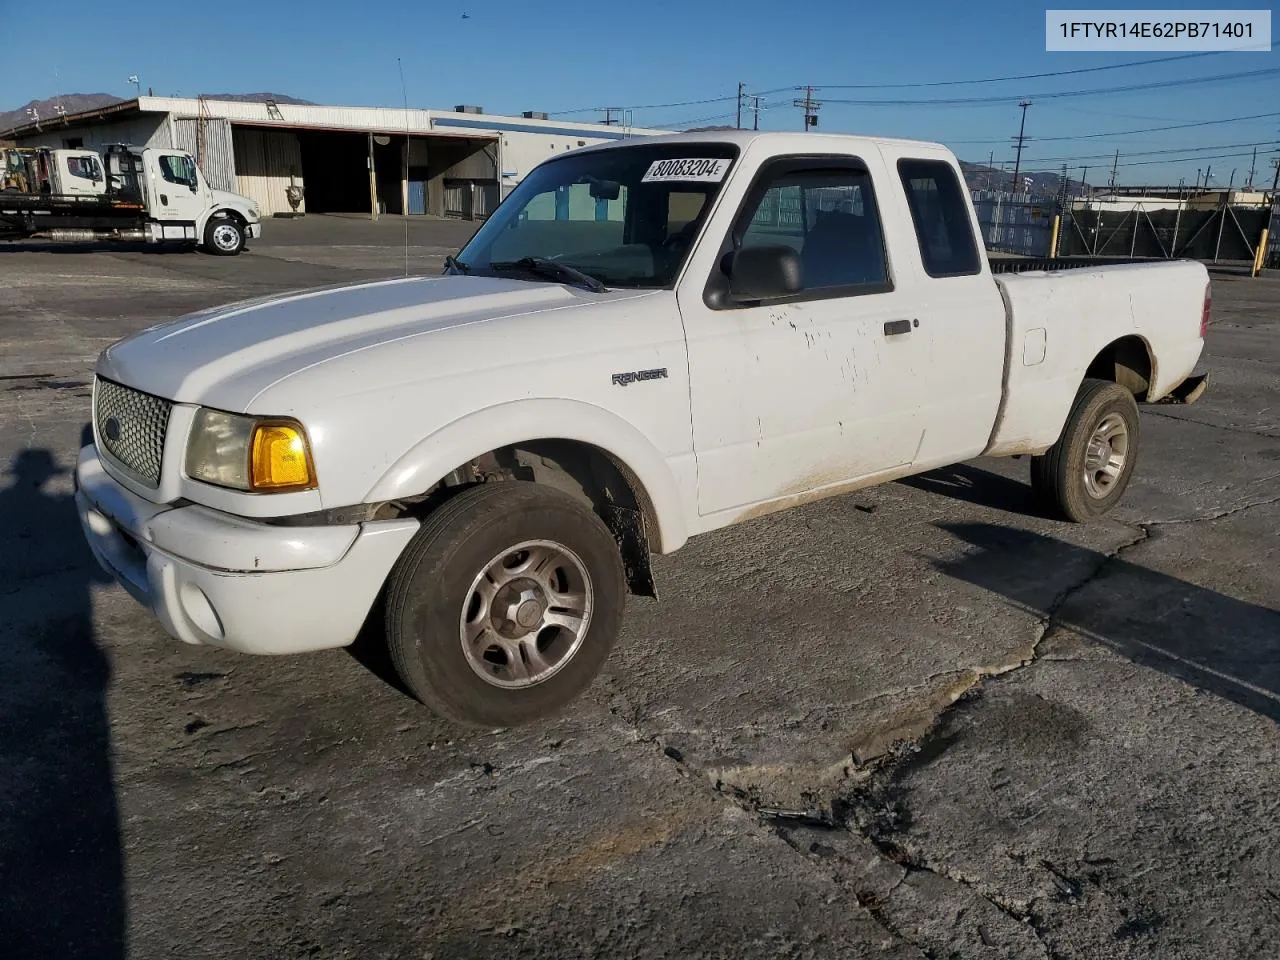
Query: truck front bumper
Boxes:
[{"xmin": 74, "ymin": 444, "xmax": 418, "ymax": 654}]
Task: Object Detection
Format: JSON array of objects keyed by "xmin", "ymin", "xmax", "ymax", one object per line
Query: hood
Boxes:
[
  {"xmin": 97, "ymin": 275, "xmax": 619, "ymax": 411},
  {"xmin": 211, "ymin": 187, "xmax": 257, "ymax": 216}
]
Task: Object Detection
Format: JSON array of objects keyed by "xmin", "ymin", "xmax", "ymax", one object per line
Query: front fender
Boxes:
[
  {"xmin": 198, "ymin": 204, "xmax": 257, "ymax": 236},
  {"xmin": 364, "ymin": 398, "xmax": 689, "ymax": 553}
]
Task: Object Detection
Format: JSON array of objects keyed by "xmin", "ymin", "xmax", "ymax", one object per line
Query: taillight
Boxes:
[{"xmin": 1200, "ymin": 284, "xmax": 1211, "ymax": 338}]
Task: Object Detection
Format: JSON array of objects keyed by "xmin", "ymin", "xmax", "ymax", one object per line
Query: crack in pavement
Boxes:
[
  {"xmin": 1146, "ymin": 407, "xmax": 1280, "ymax": 440},
  {"xmin": 602, "ymin": 505, "xmax": 1249, "ymax": 956}
]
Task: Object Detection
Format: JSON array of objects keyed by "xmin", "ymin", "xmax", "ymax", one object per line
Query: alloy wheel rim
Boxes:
[
  {"xmin": 1083, "ymin": 412, "xmax": 1129, "ymax": 499},
  {"xmin": 459, "ymin": 539, "xmax": 593, "ymax": 689}
]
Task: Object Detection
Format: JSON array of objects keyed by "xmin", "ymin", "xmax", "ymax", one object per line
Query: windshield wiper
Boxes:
[
  {"xmin": 443, "ymin": 254, "xmax": 470, "ymax": 275},
  {"xmin": 489, "ymin": 256, "xmax": 607, "ymax": 293}
]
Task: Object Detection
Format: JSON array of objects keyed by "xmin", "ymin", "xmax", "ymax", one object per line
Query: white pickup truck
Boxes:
[{"xmin": 75, "ymin": 131, "xmax": 1210, "ymax": 727}]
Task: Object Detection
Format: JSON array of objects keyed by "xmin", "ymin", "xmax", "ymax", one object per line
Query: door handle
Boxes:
[{"xmin": 884, "ymin": 318, "xmax": 916, "ymax": 336}]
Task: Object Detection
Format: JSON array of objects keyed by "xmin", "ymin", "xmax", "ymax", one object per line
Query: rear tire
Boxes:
[
  {"xmin": 1030, "ymin": 378, "xmax": 1140, "ymax": 522},
  {"xmin": 385, "ymin": 482, "xmax": 626, "ymax": 728},
  {"xmin": 203, "ymin": 216, "xmax": 244, "ymax": 256}
]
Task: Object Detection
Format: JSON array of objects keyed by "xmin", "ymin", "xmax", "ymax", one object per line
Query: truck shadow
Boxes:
[
  {"xmin": 932, "ymin": 521, "xmax": 1280, "ymax": 722},
  {"xmin": 0, "ymin": 434, "xmax": 125, "ymax": 958},
  {"xmin": 0, "ymin": 241, "xmax": 197, "ymax": 255},
  {"xmin": 899, "ymin": 462, "xmax": 1049, "ymax": 518}
]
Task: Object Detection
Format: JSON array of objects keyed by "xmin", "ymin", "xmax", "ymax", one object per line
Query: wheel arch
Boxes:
[
  {"xmin": 364, "ymin": 399, "xmax": 690, "ymax": 587},
  {"xmin": 198, "ymin": 206, "xmax": 248, "ymax": 236},
  {"xmin": 1085, "ymin": 334, "xmax": 1157, "ymax": 401}
]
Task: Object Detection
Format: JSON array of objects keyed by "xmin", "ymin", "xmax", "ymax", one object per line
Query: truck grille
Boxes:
[{"xmin": 94, "ymin": 376, "xmax": 172, "ymax": 487}]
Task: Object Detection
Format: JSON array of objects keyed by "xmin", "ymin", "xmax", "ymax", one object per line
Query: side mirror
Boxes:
[{"xmin": 726, "ymin": 244, "xmax": 803, "ymax": 301}]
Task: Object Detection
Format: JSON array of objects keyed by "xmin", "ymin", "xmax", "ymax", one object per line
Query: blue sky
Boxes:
[{"xmin": 6, "ymin": 0, "xmax": 1278, "ymax": 186}]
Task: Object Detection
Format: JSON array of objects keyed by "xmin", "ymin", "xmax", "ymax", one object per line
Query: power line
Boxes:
[
  {"xmin": 1026, "ymin": 148, "xmax": 1269, "ymax": 172},
  {"xmin": 547, "ymin": 51, "xmax": 1228, "ymax": 116},
  {"xmin": 1018, "ymin": 139, "xmax": 1280, "ymax": 166},
  {"xmin": 947, "ymin": 110, "xmax": 1280, "ymax": 146},
  {"xmin": 815, "ymin": 51, "xmax": 1223, "ymax": 89},
  {"xmin": 550, "ymin": 86, "xmax": 792, "ymax": 118},
  {"xmin": 818, "ymin": 66, "xmax": 1280, "ymax": 107}
]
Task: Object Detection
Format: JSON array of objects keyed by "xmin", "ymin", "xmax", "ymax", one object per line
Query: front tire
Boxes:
[
  {"xmin": 203, "ymin": 216, "xmax": 244, "ymax": 256},
  {"xmin": 1030, "ymin": 378, "xmax": 1141, "ymax": 522},
  {"xmin": 385, "ymin": 482, "xmax": 626, "ymax": 728}
]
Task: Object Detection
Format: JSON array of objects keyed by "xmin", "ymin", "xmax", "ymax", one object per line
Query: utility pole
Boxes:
[
  {"xmin": 1254, "ymin": 156, "xmax": 1279, "ymax": 276},
  {"xmin": 1247, "ymin": 147, "xmax": 1257, "ymax": 189},
  {"xmin": 1080, "ymin": 165, "xmax": 1089, "ymax": 198},
  {"xmin": 793, "ymin": 86, "xmax": 821, "ymax": 131},
  {"xmin": 1009, "ymin": 100, "xmax": 1032, "ymax": 192},
  {"xmin": 736, "ymin": 82, "xmax": 745, "ymax": 129},
  {"xmin": 986, "ymin": 150, "xmax": 994, "ymax": 189},
  {"xmin": 601, "ymin": 107, "xmax": 623, "ymax": 126},
  {"xmin": 1109, "ymin": 149, "xmax": 1119, "ymax": 190},
  {"xmin": 744, "ymin": 94, "xmax": 762, "ymax": 130}
]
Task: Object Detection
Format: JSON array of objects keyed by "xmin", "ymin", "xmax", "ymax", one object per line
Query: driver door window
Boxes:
[
  {"xmin": 736, "ymin": 169, "xmax": 889, "ymax": 293},
  {"xmin": 158, "ymin": 154, "xmax": 196, "ymax": 188}
]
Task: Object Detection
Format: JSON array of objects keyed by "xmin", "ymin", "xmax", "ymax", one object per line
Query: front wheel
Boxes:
[
  {"xmin": 385, "ymin": 482, "xmax": 626, "ymax": 728},
  {"xmin": 1030, "ymin": 378, "xmax": 1141, "ymax": 522},
  {"xmin": 203, "ymin": 216, "xmax": 245, "ymax": 255}
]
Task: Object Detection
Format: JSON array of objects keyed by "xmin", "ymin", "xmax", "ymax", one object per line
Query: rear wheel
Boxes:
[
  {"xmin": 203, "ymin": 216, "xmax": 244, "ymax": 255},
  {"xmin": 1030, "ymin": 378, "xmax": 1140, "ymax": 522},
  {"xmin": 385, "ymin": 482, "xmax": 626, "ymax": 728}
]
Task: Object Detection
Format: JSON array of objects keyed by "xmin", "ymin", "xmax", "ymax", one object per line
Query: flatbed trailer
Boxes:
[{"xmin": 0, "ymin": 143, "xmax": 261, "ymax": 253}]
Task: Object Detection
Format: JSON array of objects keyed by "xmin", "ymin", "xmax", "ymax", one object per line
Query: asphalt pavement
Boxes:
[{"xmin": 1, "ymin": 215, "xmax": 1277, "ymax": 960}]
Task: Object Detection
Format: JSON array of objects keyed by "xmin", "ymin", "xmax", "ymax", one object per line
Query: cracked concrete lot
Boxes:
[{"xmin": 1, "ymin": 217, "xmax": 1277, "ymax": 960}]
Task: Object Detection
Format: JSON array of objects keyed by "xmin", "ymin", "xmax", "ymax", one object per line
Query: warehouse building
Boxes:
[{"xmin": 4, "ymin": 96, "xmax": 670, "ymax": 219}]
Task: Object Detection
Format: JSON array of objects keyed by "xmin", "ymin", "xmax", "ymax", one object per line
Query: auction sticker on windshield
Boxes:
[{"xmin": 641, "ymin": 158, "xmax": 732, "ymax": 183}]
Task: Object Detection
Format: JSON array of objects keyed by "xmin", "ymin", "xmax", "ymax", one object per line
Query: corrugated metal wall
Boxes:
[
  {"xmin": 233, "ymin": 128, "xmax": 305, "ymax": 215},
  {"xmin": 171, "ymin": 117, "xmax": 236, "ymax": 192}
]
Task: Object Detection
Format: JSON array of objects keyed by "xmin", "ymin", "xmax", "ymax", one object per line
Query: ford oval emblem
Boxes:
[{"xmin": 104, "ymin": 417, "xmax": 121, "ymax": 442}]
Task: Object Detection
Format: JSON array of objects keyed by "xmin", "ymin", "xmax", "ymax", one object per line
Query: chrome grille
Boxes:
[{"xmin": 94, "ymin": 377, "xmax": 172, "ymax": 487}]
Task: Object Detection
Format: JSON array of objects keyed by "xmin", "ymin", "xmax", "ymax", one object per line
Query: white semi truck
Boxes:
[{"xmin": 1, "ymin": 143, "xmax": 261, "ymax": 254}]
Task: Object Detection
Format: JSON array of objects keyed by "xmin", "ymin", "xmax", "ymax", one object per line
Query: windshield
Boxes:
[{"xmin": 454, "ymin": 141, "xmax": 740, "ymax": 289}]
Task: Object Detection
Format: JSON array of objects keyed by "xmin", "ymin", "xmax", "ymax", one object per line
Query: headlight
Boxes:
[{"xmin": 185, "ymin": 408, "xmax": 316, "ymax": 492}]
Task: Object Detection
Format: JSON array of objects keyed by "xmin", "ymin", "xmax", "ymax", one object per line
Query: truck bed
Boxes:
[
  {"xmin": 984, "ymin": 258, "xmax": 1210, "ymax": 457},
  {"xmin": 0, "ymin": 192, "xmax": 144, "ymax": 215},
  {"xmin": 988, "ymin": 255, "xmax": 1164, "ymax": 275}
]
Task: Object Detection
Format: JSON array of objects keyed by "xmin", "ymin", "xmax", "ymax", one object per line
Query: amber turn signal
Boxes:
[{"xmin": 250, "ymin": 421, "xmax": 316, "ymax": 491}]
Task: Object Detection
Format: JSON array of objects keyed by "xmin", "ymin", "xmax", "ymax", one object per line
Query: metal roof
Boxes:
[{"xmin": 2, "ymin": 95, "xmax": 673, "ymax": 141}]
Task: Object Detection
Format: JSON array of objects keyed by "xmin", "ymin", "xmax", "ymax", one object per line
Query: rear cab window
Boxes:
[
  {"xmin": 897, "ymin": 158, "xmax": 981, "ymax": 278},
  {"xmin": 66, "ymin": 156, "xmax": 102, "ymax": 181}
]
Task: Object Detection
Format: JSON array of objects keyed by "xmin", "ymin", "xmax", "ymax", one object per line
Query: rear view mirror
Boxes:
[
  {"xmin": 588, "ymin": 178, "xmax": 620, "ymax": 201},
  {"xmin": 727, "ymin": 245, "xmax": 803, "ymax": 301}
]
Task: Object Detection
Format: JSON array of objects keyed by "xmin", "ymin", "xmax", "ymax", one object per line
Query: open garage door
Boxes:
[{"xmin": 297, "ymin": 131, "xmax": 370, "ymax": 214}]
